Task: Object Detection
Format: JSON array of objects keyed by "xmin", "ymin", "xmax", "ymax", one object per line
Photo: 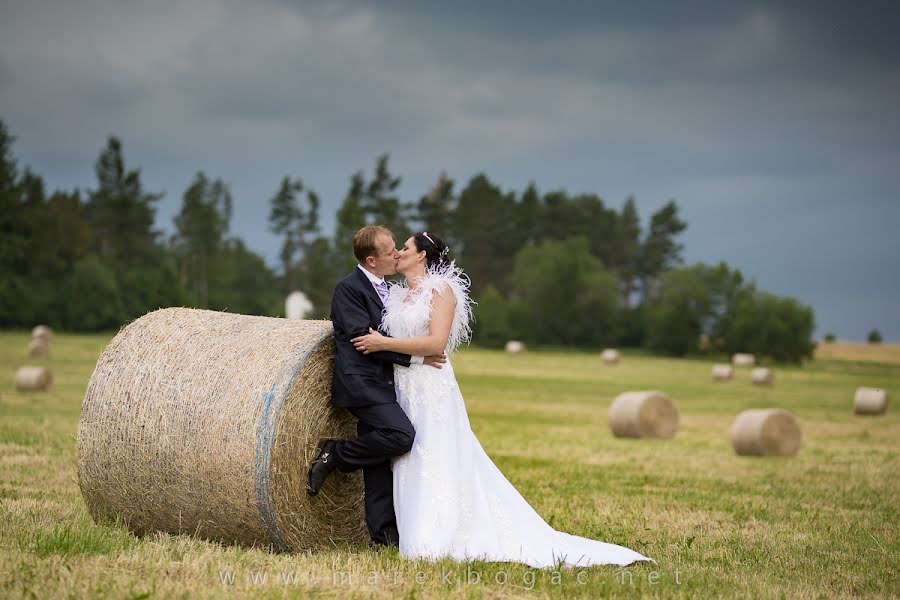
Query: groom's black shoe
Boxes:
[
  {"xmin": 371, "ymin": 539, "xmax": 399, "ymax": 551},
  {"xmin": 371, "ymin": 528, "xmax": 400, "ymax": 549},
  {"xmin": 307, "ymin": 439, "xmax": 340, "ymax": 496}
]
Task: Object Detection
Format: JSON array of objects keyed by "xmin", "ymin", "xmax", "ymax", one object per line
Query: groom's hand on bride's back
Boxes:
[{"xmin": 423, "ymin": 354, "xmax": 447, "ymax": 369}]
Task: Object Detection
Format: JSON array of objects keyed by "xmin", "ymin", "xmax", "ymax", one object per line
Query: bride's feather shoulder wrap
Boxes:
[{"xmin": 381, "ymin": 261, "xmax": 475, "ymax": 355}]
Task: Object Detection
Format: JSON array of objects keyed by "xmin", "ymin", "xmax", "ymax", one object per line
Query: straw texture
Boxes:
[
  {"xmin": 730, "ymin": 409, "xmax": 802, "ymax": 457},
  {"xmin": 27, "ymin": 338, "xmax": 49, "ymax": 358},
  {"xmin": 32, "ymin": 324, "xmax": 53, "ymax": 341},
  {"xmin": 608, "ymin": 391, "xmax": 679, "ymax": 439},
  {"xmin": 601, "ymin": 349, "xmax": 621, "ymax": 365},
  {"xmin": 505, "ymin": 340, "xmax": 526, "ymax": 354},
  {"xmin": 751, "ymin": 368, "xmax": 774, "ymax": 385},
  {"xmin": 77, "ymin": 307, "xmax": 365, "ymax": 552},
  {"xmin": 712, "ymin": 364, "xmax": 733, "ymax": 381},
  {"xmin": 15, "ymin": 366, "xmax": 53, "ymax": 391},
  {"xmin": 854, "ymin": 387, "xmax": 889, "ymax": 415},
  {"xmin": 732, "ymin": 353, "xmax": 755, "ymax": 366}
]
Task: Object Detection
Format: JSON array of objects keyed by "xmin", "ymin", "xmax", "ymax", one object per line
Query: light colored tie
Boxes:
[{"xmin": 374, "ymin": 281, "xmax": 389, "ymax": 304}]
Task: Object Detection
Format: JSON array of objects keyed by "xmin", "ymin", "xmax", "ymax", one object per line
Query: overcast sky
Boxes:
[{"xmin": 2, "ymin": 0, "xmax": 898, "ymax": 340}]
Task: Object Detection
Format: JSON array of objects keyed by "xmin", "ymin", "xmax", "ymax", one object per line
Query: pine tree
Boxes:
[
  {"xmin": 453, "ymin": 174, "xmax": 521, "ymax": 295},
  {"xmin": 334, "ymin": 172, "xmax": 367, "ymax": 273},
  {"xmin": 416, "ymin": 171, "xmax": 455, "ymax": 243},
  {"xmin": 172, "ymin": 171, "xmax": 232, "ymax": 307},
  {"xmin": 364, "ymin": 154, "xmax": 409, "ymax": 239},
  {"xmin": 268, "ymin": 176, "xmax": 320, "ymax": 293},
  {"xmin": 85, "ymin": 137, "xmax": 163, "ymax": 267},
  {"xmin": 617, "ymin": 196, "xmax": 642, "ymax": 307},
  {"xmin": 518, "ymin": 183, "xmax": 541, "ymax": 247},
  {"xmin": 638, "ymin": 200, "xmax": 687, "ymax": 301},
  {"xmin": 0, "ymin": 120, "xmax": 24, "ymax": 277}
]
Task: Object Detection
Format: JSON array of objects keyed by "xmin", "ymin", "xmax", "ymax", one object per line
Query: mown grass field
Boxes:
[
  {"xmin": 814, "ymin": 341, "xmax": 900, "ymax": 365},
  {"xmin": 1, "ymin": 331, "xmax": 898, "ymax": 599}
]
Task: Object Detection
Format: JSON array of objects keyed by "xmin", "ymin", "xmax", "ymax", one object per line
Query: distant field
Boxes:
[
  {"xmin": 1, "ymin": 331, "xmax": 898, "ymax": 599},
  {"xmin": 815, "ymin": 341, "xmax": 900, "ymax": 364}
]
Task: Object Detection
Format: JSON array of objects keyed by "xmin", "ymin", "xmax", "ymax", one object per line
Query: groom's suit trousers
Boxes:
[
  {"xmin": 332, "ymin": 399, "xmax": 415, "ymax": 546},
  {"xmin": 328, "ymin": 268, "xmax": 416, "ymax": 546}
]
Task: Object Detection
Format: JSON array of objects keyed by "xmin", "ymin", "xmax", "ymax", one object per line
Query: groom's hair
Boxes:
[{"xmin": 353, "ymin": 225, "xmax": 393, "ymax": 263}]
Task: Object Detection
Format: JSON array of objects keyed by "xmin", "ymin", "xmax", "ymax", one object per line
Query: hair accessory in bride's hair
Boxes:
[{"xmin": 422, "ymin": 231, "xmax": 436, "ymax": 246}]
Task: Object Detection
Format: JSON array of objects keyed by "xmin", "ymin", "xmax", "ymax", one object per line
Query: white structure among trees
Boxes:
[{"xmin": 286, "ymin": 291, "xmax": 313, "ymax": 320}]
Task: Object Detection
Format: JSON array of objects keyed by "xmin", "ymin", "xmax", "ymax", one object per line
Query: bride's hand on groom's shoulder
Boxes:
[{"xmin": 352, "ymin": 328, "xmax": 387, "ymax": 354}]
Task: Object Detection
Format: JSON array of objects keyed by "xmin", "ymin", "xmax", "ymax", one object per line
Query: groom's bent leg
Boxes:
[
  {"xmin": 333, "ymin": 403, "xmax": 415, "ymax": 471},
  {"xmin": 334, "ymin": 403, "xmax": 414, "ymax": 547}
]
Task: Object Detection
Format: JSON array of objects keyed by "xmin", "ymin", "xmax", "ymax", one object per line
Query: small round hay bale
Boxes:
[
  {"xmin": 32, "ymin": 325, "xmax": 54, "ymax": 341},
  {"xmin": 732, "ymin": 353, "xmax": 755, "ymax": 366},
  {"xmin": 751, "ymin": 368, "xmax": 774, "ymax": 385},
  {"xmin": 15, "ymin": 366, "xmax": 53, "ymax": 391},
  {"xmin": 27, "ymin": 338, "xmax": 50, "ymax": 358},
  {"xmin": 601, "ymin": 349, "xmax": 621, "ymax": 365},
  {"xmin": 608, "ymin": 391, "xmax": 679, "ymax": 439},
  {"xmin": 77, "ymin": 307, "xmax": 363, "ymax": 552},
  {"xmin": 730, "ymin": 409, "xmax": 802, "ymax": 457},
  {"xmin": 854, "ymin": 387, "xmax": 889, "ymax": 415},
  {"xmin": 505, "ymin": 340, "xmax": 526, "ymax": 354},
  {"xmin": 712, "ymin": 364, "xmax": 733, "ymax": 381}
]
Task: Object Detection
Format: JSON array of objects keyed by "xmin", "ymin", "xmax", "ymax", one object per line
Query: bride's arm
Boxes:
[{"xmin": 352, "ymin": 287, "xmax": 456, "ymax": 356}]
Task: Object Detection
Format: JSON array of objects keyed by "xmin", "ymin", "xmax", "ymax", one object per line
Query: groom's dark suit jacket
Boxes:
[{"xmin": 330, "ymin": 267, "xmax": 411, "ymax": 408}]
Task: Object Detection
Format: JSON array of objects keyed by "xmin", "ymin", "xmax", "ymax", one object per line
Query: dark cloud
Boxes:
[{"xmin": 1, "ymin": 0, "xmax": 898, "ymax": 339}]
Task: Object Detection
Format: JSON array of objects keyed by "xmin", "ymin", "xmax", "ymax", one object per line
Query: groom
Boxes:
[{"xmin": 307, "ymin": 224, "xmax": 445, "ymax": 548}]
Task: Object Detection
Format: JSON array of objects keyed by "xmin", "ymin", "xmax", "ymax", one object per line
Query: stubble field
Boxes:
[{"xmin": 1, "ymin": 332, "xmax": 898, "ymax": 599}]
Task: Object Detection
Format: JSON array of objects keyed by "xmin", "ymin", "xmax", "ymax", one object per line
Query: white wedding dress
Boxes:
[{"xmin": 381, "ymin": 264, "xmax": 651, "ymax": 568}]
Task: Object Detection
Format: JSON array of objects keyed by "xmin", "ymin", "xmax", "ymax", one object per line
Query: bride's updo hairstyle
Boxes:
[{"xmin": 413, "ymin": 232, "xmax": 451, "ymax": 269}]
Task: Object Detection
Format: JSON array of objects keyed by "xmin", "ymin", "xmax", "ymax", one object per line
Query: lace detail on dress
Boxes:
[
  {"xmin": 395, "ymin": 362, "xmax": 459, "ymax": 425},
  {"xmin": 385, "ymin": 261, "xmax": 652, "ymax": 569},
  {"xmin": 380, "ymin": 261, "xmax": 474, "ymax": 355}
]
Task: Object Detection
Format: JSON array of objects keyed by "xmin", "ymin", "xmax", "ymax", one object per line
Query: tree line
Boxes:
[{"xmin": 0, "ymin": 119, "xmax": 815, "ymax": 362}]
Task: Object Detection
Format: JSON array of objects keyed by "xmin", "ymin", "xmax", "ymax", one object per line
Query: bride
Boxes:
[{"xmin": 350, "ymin": 231, "xmax": 651, "ymax": 568}]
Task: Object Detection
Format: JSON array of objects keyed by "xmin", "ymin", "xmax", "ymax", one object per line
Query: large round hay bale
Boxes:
[
  {"xmin": 608, "ymin": 391, "xmax": 679, "ymax": 439},
  {"xmin": 730, "ymin": 409, "xmax": 802, "ymax": 457},
  {"xmin": 712, "ymin": 364, "xmax": 733, "ymax": 381},
  {"xmin": 732, "ymin": 353, "xmax": 755, "ymax": 366},
  {"xmin": 601, "ymin": 349, "xmax": 621, "ymax": 365},
  {"xmin": 15, "ymin": 366, "xmax": 53, "ymax": 391},
  {"xmin": 32, "ymin": 324, "xmax": 54, "ymax": 341},
  {"xmin": 854, "ymin": 387, "xmax": 889, "ymax": 415},
  {"xmin": 27, "ymin": 338, "xmax": 50, "ymax": 358},
  {"xmin": 77, "ymin": 307, "xmax": 363, "ymax": 552},
  {"xmin": 505, "ymin": 340, "xmax": 526, "ymax": 354},
  {"xmin": 751, "ymin": 368, "xmax": 774, "ymax": 385}
]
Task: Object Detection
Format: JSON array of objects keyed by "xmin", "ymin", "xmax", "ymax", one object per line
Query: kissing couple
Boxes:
[{"xmin": 307, "ymin": 225, "xmax": 651, "ymax": 568}]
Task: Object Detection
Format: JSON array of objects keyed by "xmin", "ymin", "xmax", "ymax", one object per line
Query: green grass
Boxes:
[
  {"xmin": 1, "ymin": 331, "xmax": 898, "ymax": 598},
  {"xmin": 21, "ymin": 520, "xmax": 135, "ymax": 558}
]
